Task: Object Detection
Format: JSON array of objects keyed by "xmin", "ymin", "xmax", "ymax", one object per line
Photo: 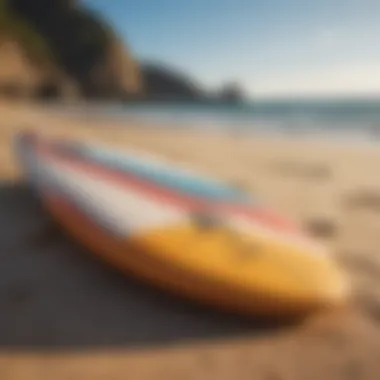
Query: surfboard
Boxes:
[{"xmin": 14, "ymin": 130, "xmax": 349, "ymax": 319}]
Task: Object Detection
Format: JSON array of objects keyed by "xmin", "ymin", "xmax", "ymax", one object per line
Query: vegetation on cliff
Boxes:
[{"xmin": 0, "ymin": 0, "xmax": 52, "ymax": 64}]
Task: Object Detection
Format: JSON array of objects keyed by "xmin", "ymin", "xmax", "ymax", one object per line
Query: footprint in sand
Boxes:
[
  {"xmin": 303, "ymin": 217, "xmax": 338, "ymax": 239},
  {"xmin": 269, "ymin": 160, "xmax": 332, "ymax": 181},
  {"xmin": 342, "ymin": 189, "xmax": 380, "ymax": 212}
]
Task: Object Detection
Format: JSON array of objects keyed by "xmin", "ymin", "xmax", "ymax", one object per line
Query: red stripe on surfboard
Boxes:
[{"xmin": 27, "ymin": 135, "xmax": 300, "ymax": 235}]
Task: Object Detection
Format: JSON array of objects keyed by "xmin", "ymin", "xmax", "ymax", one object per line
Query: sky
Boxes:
[{"xmin": 83, "ymin": 0, "xmax": 380, "ymax": 99}]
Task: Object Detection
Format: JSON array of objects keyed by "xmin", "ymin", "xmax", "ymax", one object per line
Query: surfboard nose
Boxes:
[
  {"xmin": 296, "ymin": 263, "xmax": 350, "ymax": 312},
  {"xmin": 257, "ymin": 245, "xmax": 350, "ymax": 316}
]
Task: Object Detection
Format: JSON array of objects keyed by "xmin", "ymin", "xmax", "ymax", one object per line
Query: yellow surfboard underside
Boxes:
[{"xmin": 43, "ymin": 193, "xmax": 349, "ymax": 320}]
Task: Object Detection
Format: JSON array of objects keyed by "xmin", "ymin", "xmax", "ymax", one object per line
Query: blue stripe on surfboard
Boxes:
[{"xmin": 74, "ymin": 143, "xmax": 252, "ymax": 204}]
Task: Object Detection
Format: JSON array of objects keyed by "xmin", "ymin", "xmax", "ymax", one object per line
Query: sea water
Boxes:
[{"xmin": 47, "ymin": 98, "xmax": 380, "ymax": 144}]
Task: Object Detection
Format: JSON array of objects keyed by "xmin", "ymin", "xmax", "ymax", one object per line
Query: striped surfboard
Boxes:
[{"xmin": 14, "ymin": 130, "xmax": 349, "ymax": 319}]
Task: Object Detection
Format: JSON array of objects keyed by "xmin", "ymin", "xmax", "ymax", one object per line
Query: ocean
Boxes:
[{"xmin": 50, "ymin": 98, "xmax": 380, "ymax": 142}]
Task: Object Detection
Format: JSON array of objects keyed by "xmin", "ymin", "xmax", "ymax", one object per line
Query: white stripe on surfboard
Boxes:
[
  {"xmin": 15, "ymin": 139, "xmax": 189, "ymax": 236},
  {"xmin": 41, "ymin": 158, "xmax": 190, "ymax": 237}
]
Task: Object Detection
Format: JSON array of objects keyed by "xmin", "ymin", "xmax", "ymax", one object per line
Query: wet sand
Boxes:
[{"xmin": 1, "ymin": 101, "xmax": 380, "ymax": 379}]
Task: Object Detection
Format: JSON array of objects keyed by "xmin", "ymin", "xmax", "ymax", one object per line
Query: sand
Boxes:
[{"xmin": 1, "ymin": 101, "xmax": 380, "ymax": 379}]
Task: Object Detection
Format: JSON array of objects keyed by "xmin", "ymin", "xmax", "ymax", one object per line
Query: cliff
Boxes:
[
  {"xmin": 0, "ymin": 0, "xmax": 142, "ymax": 99},
  {"xmin": 217, "ymin": 82, "xmax": 245, "ymax": 103},
  {"xmin": 141, "ymin": 63, "xmax": 205, "ymax": 101},
  {"xmin": 0, "ymin": 0, "xmax": 245, "ymax": 103},
  {"xmin": 140, "ymin": 63, "xmax": 245, "ymax": 103}
]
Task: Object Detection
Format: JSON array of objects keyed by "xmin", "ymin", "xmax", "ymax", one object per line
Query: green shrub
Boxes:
[{"xmin": 0, "ymin": 0, "xmax": 52, "ymax": 64}]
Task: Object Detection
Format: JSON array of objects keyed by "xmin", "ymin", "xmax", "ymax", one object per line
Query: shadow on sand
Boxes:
[{"xmin": 0, "ymin": 182, "xmax": 289, "ymax": 350}]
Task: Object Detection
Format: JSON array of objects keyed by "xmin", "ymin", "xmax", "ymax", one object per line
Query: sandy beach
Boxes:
[{"xmin": 2, "ymin": 101, "xmax": 380, "ymax": 379}]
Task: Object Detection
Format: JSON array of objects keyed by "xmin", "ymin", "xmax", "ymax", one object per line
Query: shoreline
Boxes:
[{"xmin": 37, "ymin": 100, "xmax": 380, "ymax": 149}]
